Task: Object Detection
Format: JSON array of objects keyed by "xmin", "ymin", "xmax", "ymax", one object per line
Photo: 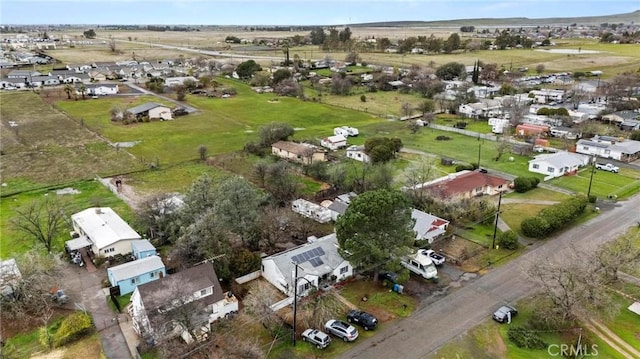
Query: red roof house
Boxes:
[{"xmin": 419, "ymin": 171, "xmax": 510, "ymax": 200}]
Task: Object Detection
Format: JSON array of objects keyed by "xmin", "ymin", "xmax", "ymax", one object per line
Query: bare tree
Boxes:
[
  {"xmin": 401, "ymin": 102, "xmax": 413, "ymax": 118},
  {"xmin": 402, "ymin": 156, "xmax": 439, "ymax": 197},
  {"xmin": 109, "ymin": 38, "xmax": 117, "ymax": 53},
  {"xmin": 11, "ymin": 197, "xmax": 69, "ymax": 253},
  {"xmin": 594, "ymin": 230, "xmax": 640, "ymax": 282},
  {"xmin": 242, "ymin": 281, "xmax": 283, "ymax": 337},
  {"xmin": 501, "ymin": 97, "xmax": 528, "ymax": 127},
  {"xmin": 535, "ymin": 64, "xmax": 545, "ymax": 74}
]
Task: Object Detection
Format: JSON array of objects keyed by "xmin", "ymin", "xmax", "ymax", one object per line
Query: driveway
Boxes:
[
  {"xmin": 339, "ymin": 195, "xmax": 640, "ymax": 359},
  {"xmin": 61, "ymin": 263, "xmax": 132, "ymax": 359},
  {"xmin": 126, "ymin": 83, "xmax": 199, "ymax": 114}
]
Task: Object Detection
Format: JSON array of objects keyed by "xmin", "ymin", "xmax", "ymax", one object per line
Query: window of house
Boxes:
[
  {"xmin": 604, "ymin": 150, "xmax": 610, "ymax": 154},
  {"xmin": 548, "ymin": 167, "xmax": 554, "ymax": 173},
  {"xmin": 150, "ymin": 272, "xmax": 155, "ymax": 278},
  {"xmin": 131, "ymin": 278, "xmax": 138, "ymax": 284},
  {"xmin": 583, "ymin": 146, "xmax": 589, "ymax": 151},
  {"xmin": 532, "ymin": 164, "xmax": 539, "ymax": 169},
  {"xmin": 340, "ymin": 266, "xmax": 349, "ymax": 274},
  {"xmin": 200, "ymin": 289, "xmax": 207, "ymax": 296},
  {"xmin": 475, "ymin": 187, "xmax": 482, "ymax": 192}
]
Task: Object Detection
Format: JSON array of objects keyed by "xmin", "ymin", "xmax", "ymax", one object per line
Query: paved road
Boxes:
[{"xmin": 339, "ymin": 194, "xmax": 640, "ymax": 359}]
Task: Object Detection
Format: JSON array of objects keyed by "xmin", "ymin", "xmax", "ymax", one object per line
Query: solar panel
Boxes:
[
  {"xmin": 317, "ymin": 247, "xmax": 325, "ymax": 256},
  {"xmin": 292, "ymin": 254, "xmax": 301, "ymax": 263},
  {"xmin": 309, "ymin": 257, "xmax": 324, "ymax": 267}
]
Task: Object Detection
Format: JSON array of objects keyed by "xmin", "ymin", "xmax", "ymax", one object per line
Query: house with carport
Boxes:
[
  {"xmin": 528, "ymin": 151, "xmax": 589, "ymax": 180},
  {"xmin": 69, "ymin": 207, "xmax": 142, "ymax": 257},
  {"xmin": 126, "ymin": 102, "xmax": 172, "ymax": 121},
  {"xmin": 107, "ymin": 255, "xmax": 166, "ymax": 295},
  {"xmin": 261, "ymin": 233, "xmax": 353, "ymax": 298}
]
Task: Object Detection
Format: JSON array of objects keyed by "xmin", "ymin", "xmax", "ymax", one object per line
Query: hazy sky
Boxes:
[{"xmin": 1, "ymin": 0, "xmax": 638, "ymax": 25}]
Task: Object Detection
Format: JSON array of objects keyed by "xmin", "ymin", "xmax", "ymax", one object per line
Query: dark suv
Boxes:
[{"xmin": 347, "ymin": 310, "xmax": 378, "ymax": 331}]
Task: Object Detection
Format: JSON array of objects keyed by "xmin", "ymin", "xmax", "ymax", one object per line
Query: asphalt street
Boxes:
[{"xmin": 339, "ymin": 194, "xmax": 640, "ymax": 359}]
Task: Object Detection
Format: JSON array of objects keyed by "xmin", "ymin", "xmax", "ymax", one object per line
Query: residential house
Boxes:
[
  {"xmin": 320, "ymin": 135, "xmax": 347, "ymax": 150},
  {"xmin": 78, "ymin": 83, "xmax": 119, "ymax": 96},
  {"xmin": 602, "ymin": 110, "xmax": 639, "ymax": 125},
  {"xmin": 164, "ymin": 76, "xmax": 198, "ymax": 87},
  {"xmin": 292, "ymin": 199, "xmax": 332, "ymax": 223},
  {"xmin": 271, "ymin": 141, "xmax": 327, "ymax": 164},
  {"xmin": 458, "ymin": 99, "xmax": 502, "ymax": 119},
  {"xmin": 577, "ymin": 103, "xmax": 606, "ymax": 117},
  {"xmin": 261, "ymin": 233, "xmax": 353, "ymax": 298},
  {"xmin": 107, "ymin": 255, "xmax": 166, "ymax": 295},
  {"xmin": 620, "ymin": 119, "xmax": 640, "ymax": 131},
  {"xmin": 87, "ymin": 70, "xmax": 107, "ymax": 82},
  {"xmin": 0, "ymin": 258, "xmax": 21, "ymax": 299},
  {"xmin": 326, "ymin": 192, "xmax": 358, "ymax": 221},
  {"xmin": 29, "ymin": 75, "xmax": 60, "ymax": 87},
  {"xmin": 345, "ymin": 145, "xmax": 370, "ymax": 163},
  {"xmin": 69, "ymin": 207, "xmax": 142, "ymax": 257},
  {"xmin": 411, "ymin": 209, "xmax": 449, "ymax": 243},
  {"xmin": 131, "ymin": 240, "xmax": 157, "ymax": 259},
  {"xmin": 333, "ymin": 126, "xmax": 359, "ymax": 137},
  {"xmin": 550, "ymin": 126, "xmax": 582, "ymax": 139},
  {"xmin": 528, "ymin": 151, "xmax": 589, "ymax": 179},
  {"xmin": 129, "ymin": 263, "xmax": 238, "ymax": 343},
  {"xmin": 7, "ymin": 70, "xmax": 40, "ymax": 79},
  {"xmin": 576, "ymin": 136, "xmax": 640, "ymax": 162},
  {"xmin": 126, "ymin": 102, "xmax": 172, "ymax": 120},
  {"xmin": 416, "ymin": 170, "xmax": 510, "ymax": 200},
  {"xmin": 0, "ymin": 78, "xmax": 28, "ymax": 89},
  {"xmin": 530, "ymin": 89, "xmax": 565, "ymax": 104}
]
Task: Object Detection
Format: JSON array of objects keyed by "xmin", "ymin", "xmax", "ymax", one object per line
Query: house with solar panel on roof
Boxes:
[{"xmin": 261, "ymin": 233, "xmax": 353, "ymax": 298}]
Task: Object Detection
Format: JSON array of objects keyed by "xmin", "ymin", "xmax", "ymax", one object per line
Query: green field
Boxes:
[
  {"xmin": 0, "ymin": 180, "xmax": 135, "ymax": 258},
  {"xmin": 549, "ymin": 167, "xmax": 640, "ymax": 200},
  {"xmin": 56, "ymin": 78, "xmax": 380, "ymax": 165}
]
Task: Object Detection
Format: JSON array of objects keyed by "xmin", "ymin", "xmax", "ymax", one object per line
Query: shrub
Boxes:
[
  {"xmin": 436, "ymin": 135, "xmax": 452, "ymax": 141},
  {"xmin": 455, "ymin": 163, "xmax": 477, "ymax": 172},
  {"xmin": 588, "ymin": 195, "xmax": 597, "ymax": 203},
  {"xmin": 507, "ymin": 326, "xmax": 547, "ymax": 349},
  {"xmin": 454, "ymin": 121, "xmax": 467, "ymax": 129},
  {"xmin": 360, "ymin": 94, "xmax": 366, "ymax": 102},
  {"xmin": 513, "ymin": 176, "xmax": 540, "ymax": 193},
  {"xmin": 521, "ymin": 216, "xmax": 550, "ymax": 238},
  {"xmin": 498, "ymin": 230, "xmax": 519, "ymax": 249},
  {"xmin": 52, "ymin": 311, "xmax": 93, "ymax": 347}
]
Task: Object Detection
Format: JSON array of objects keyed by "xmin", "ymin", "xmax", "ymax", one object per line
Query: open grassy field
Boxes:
[
  {"xmin": 57, "ymin": 78, "xmax": 381, "ymax": 165},
  {"xmin": 0, "ymin": 92, "xmax": 142, "ymax": 193},
  {"xmin": 0, "ymin": 179, "xmax": 136, "ymax": 258}
]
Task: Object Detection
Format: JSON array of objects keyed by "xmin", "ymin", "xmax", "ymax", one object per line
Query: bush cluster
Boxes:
[
  {"xmin": 51, "ymin": 311, "xmax": 93, "ymax": 347},
  {"xmin": 536, "ymin": 107, "xmax": 569, "ymax": 116},
  {"xmin": 436, "ymin": 135, "xmax": 452, "ymax": 141},
  {"xmin": 455, "ymin": 163, "xmax": 477, "ymax": 172},
  {"xmin": 513, "ymin": 176, "xmax": 540, "ymax": 193},
  {"xmin": 498, "ymin": 230, "xmax": 519, "ymax": 249},
  {"xmin": 521, "ymin": 195, "xmax": 588, "ymax": 238}
]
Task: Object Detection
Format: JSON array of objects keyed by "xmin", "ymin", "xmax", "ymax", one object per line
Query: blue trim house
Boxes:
[
  {"xmin": 131, "ymin": 240, "xmax": 157, "ymax": 259},
  {"xmin": 107, "ymin": 255, "xmax": 166, "ymax": 295}
]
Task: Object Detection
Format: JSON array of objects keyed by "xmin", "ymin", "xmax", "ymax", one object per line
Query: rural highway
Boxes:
[{"xmin": 339, "ymin": 195, "xmax": 640, "ymax": 359}]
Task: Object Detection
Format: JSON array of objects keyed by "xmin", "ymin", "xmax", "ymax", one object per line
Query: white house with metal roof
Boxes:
[
  {"xmin": 528, "ymin": 151, "xmax": 589, "ymax": 180},
  {"xmin": 261, "ymin": 233, "xmax": 353, "ymax": 298},
  {"xmin": 107, "ymin": 255, "xmax": 166, "ymax": 295},
  {"xmin": 576, "ymin": 136, "xmax": 640, "ymax": 162},
  {"xmin": 70, "ymin": 207, "xmax": 142, "ymax": 257},
  {"xmin": 126, "ymin": 102, "xmax": 172, "ymax": 120}
]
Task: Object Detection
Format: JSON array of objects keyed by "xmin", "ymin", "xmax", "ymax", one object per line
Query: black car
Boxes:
[
  {"xmin": 378, "ymin": 271, "xmax": 398, "ymax": 284},
  {"xmin": 492, "ymin": 305, "xmax": 518, "ymax": 323},
  {"xmin": 347, "ymin": 310, "xmax": 378, "ymax": 330},
  {"xmin": 173, "ymin": 108, "xmax": 189, "ymax": 116}
]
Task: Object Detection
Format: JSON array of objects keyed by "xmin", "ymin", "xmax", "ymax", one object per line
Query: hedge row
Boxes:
[{"xmin": 521, "ymin": 195, "xmax": 588, "ymax": 238}]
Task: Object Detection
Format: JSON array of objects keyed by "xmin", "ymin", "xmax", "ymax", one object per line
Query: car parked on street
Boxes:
[
  {"xmin": 492, "ymin": 305, "xmax": 517, "ymax": 323},
  {"xmin": 301, "ymin": 329, "xmax": 331, "ymax": 349},
  {"xmin": 325, "ymin": 319, "xmax": 359, "ymax": 342},
  {"xmin": 347, "ymin": 310, "xmax": 378, "ymax": 330}
]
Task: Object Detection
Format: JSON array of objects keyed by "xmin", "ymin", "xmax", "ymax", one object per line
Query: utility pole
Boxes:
[
  {"xmin": 491, "ymin": 190, "xmax": 503, "ymax": 249},
  {"xmin": 587, "ymin": 155, "xmax": 596, "ymax": 198},
  {"xmin": 477, "ymin": 139, "xmax": 482, "ymax": 169},
  {"xmin": 292, "ymin": 262, "xmax": 299, "ymax": 346}
]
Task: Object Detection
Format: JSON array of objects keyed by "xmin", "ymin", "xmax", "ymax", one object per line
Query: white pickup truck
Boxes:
[
  {"xmin": 422, "ymin": 249, "xmax": 446, "ymax": 266},
  {"xmin": 595, "ymin": 163, "xmax": 619, "ymax": 173}
]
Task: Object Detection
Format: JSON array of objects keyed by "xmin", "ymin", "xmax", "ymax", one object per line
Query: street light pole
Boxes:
[
  {"xmin": 491, "ymin": 190, "xmax": 503, "ymax": 249},
  {"xmin": 587, "ymin": 155, "xmax": 596, "ymax": 198}
]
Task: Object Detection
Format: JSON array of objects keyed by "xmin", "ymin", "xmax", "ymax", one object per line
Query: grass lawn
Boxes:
[
  {"xmin": 549, "ymin": 167, "xmax": 640, "ymax": 200},
  {"xmin": 57, "ymin": 78, "xmax": 380, "ymax": 165},
  {"xmin": 456, "ymin": 223, "xmax": 498, "ymax": 248},
  {"xmin": 107, "ymin": 293, "xmax": 132, "ymax": 313},
  {"xmin": 0, "ymin": 92, "xmax": 142, "ymax": 192},
  {"xmin": 500, "ymin": 203, "xmax": 547, "ymax": 233},
  {"xmin": 503, "ymin": 187, "xmax": 571, "ymax": 202},
  {"xmin": 339, "ymin": 280, "xmax": 417, "ymax": 319},
  {"xmin": 0, "ymin": 179, "xmax": 135, "ymax": 258},
  {"xmin": 605, "ymin": 293, "xmax": 640, "ymax": 349},
  {"xmin": 434, "ymin": 115, "xmax": 493, "ymax": 134}
]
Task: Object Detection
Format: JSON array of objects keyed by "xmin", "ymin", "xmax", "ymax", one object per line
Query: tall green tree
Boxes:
[
  {"xmin": 336, "ymin": 189, "xmax": 415, "ymax": 280},
  {"xmin": 213, "ymin": 176, "xmax": 265, "ymax": 248}
]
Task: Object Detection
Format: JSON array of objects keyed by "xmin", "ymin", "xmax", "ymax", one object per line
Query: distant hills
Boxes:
[{"xmin": 349, "ymin": 10, "xmax": 640, "ymax": 27}]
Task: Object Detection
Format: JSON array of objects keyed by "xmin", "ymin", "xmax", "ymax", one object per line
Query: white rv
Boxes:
[{"xmin": 401, "ymin": 249, "xmax": 438, "ymax": 280}]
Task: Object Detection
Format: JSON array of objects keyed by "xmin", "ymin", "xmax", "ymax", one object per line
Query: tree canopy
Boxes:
[
  {"xmin": 236, "ymin": 60, "xmax": 262, "ymax": 79},
  {"xmin": 435, "ymin": 62, "xmax": 466, "ymax": 81},
  {"xmin": 335, "ymin": 189, "xmax": 415, "ymax": 275}
]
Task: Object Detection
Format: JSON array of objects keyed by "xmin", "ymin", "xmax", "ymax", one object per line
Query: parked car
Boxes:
[
  {"xmin": 421, "ymin": 249, "xmax": 445, "ymax": 266},
  {"xmin": 50, "ymin": 289, "xmax": 69, "ymax": 305},
  {"xmin": 173, "ymin": 108, "xmax": 189, "ymax": 116},
  {"xmin": 492, "ymin": 305, "xmax": 517, "ymax": 323},
  {"xmin": 347, "ymin": 310, "xmax": 378, "ymax": 331},
  {"xmin": 595, "ymin": 163, "xmax": 619, "ymax": 173},
  {"xmin": 301, "ymin": 329, "xmax": 331, "ymax": 349},
  {"xmin": 378, "ymin": 271, "xmax": 398, "ymax": 284},
  {"xmin": 325, "ymin": 319, "xmax": 359, "ymax": 342}
]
